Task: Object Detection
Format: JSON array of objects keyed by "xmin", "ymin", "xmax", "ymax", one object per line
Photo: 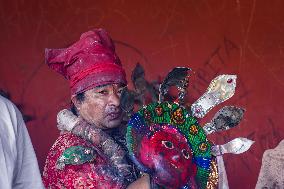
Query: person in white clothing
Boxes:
[
  {"xmin": 256, "ymin": 140, "xmax": 284, "ymax": 188},
  {"xmin": 0, "ymin": 95, "xmax": 44, "ymax": 189}
]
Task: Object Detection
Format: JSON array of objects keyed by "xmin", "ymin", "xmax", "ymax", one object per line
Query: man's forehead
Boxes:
[{"xmin": 94, "ymin": 83, "xmax": 126, "ymax": 89}]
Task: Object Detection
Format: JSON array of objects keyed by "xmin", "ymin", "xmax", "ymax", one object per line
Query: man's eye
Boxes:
[
  {"xmin": 162, "ymin": 141, "xmax": 174, "ymax": 149},
  {"xmin": 117, "ymin": 88, "xmax": 125, "ymax": 96},
  {"xmin": 98, "ymin": 90, "xmax": 108, "ymax": 95}
]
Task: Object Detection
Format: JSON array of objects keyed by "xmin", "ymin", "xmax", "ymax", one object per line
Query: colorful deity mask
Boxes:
[
  {"xmin": 123, "ymin": 66, "xmax": 254, "ymax": 189},
  {"xmin": 127, "ymin": 102, "xmax": 212, "ymax": 188}
]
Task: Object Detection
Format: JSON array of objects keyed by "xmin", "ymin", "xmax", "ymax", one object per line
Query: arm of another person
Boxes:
[{"xmin": 13, "ymin": 107, "xmax": 44, "ymax": 189}]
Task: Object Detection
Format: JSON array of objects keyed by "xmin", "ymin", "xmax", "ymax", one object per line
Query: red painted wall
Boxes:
[{"xmin": 0, "ymin": 1, "xmax": 283, "ymax": 188}]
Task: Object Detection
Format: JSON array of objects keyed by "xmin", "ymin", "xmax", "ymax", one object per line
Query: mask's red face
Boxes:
[{"xmin": 139, "ymin": 125, "xmax": 197, "ymax": 188}]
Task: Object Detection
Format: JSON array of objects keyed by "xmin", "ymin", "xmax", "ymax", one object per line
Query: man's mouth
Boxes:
[{"xmin": 106, "ymin": 112, "xmax": 121, "ymax": 120}]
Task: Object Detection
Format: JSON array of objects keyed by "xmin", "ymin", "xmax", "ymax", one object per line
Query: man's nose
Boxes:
[{"xmin": 108, "ymin": 91, "xmax": 120, "ymax": 107}]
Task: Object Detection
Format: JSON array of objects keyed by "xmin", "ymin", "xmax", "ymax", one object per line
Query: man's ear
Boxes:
[{"xmin": 71, "ymin": 96, "xmax": 82, "ymax": 110}]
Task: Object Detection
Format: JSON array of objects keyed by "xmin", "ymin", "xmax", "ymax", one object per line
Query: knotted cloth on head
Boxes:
[{"xmin": 45, "ymin": 29, "xmax": 127, "ymax": 96}]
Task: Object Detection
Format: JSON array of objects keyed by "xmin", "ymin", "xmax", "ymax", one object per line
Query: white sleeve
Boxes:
[
  {"xmin": 0, "ymin": 96, "xmax": 44, "ymax": 189},
  {"xmin": 12, "ymin": 106, "xmax": 45, "ymax": 189}
]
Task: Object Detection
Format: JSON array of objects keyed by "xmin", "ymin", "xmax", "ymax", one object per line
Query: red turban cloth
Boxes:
[{"xmin": 45, "ymin": 29, "xmax": 127, "ymax": 96}]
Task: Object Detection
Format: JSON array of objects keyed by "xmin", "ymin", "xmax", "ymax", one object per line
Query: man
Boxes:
[
  {"xmin": 43, "ymin": 29, "xmax": 149, "ymax": 188},
  {"xmin": 0, "ymin": 95, "xmax": 44, "ymax": 189}
]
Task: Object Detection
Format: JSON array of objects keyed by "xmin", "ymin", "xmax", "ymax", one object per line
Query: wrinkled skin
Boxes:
[
  {"xmin": 139, "ymin": 126, "xmax": 197, "ymax": 188},
  {"xmin": 72, "ymin": 83, "xmax": 126, "ymax": 129}
]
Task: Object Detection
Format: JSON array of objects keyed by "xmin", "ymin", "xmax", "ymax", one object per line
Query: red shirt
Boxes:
[{"xmin": 43, "ymin": 132, "xmax": 126, "ymax": 189}]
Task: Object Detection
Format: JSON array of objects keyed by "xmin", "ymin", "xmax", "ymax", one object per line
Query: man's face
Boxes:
[{"xmin": 74, "ymin": 83, "xmax": 126, "ymax": 129}]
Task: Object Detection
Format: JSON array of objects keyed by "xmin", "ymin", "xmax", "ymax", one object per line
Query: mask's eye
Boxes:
[
  {"xmin": 181, "ymin": 149, "xmax": 190, "ymax": 159},
  {"xmin": 162, "ymin": 141, "xmax": 174, "ymax": 149}
]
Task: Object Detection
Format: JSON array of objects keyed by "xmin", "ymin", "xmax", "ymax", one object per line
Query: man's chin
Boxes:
[{"xmin": 102, "ymin": 119, "xmax": 122, "ymax": 129}]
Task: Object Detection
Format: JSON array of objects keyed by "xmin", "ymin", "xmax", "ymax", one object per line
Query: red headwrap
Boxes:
[{"xmin": 45, "ymin": 29, "xmax": 127, "ymax": 96}]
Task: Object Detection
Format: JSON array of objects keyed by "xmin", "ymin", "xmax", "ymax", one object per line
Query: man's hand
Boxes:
[{"xmin": 127, "ymin": 175, "xmax": 150, "ymax": 189}]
